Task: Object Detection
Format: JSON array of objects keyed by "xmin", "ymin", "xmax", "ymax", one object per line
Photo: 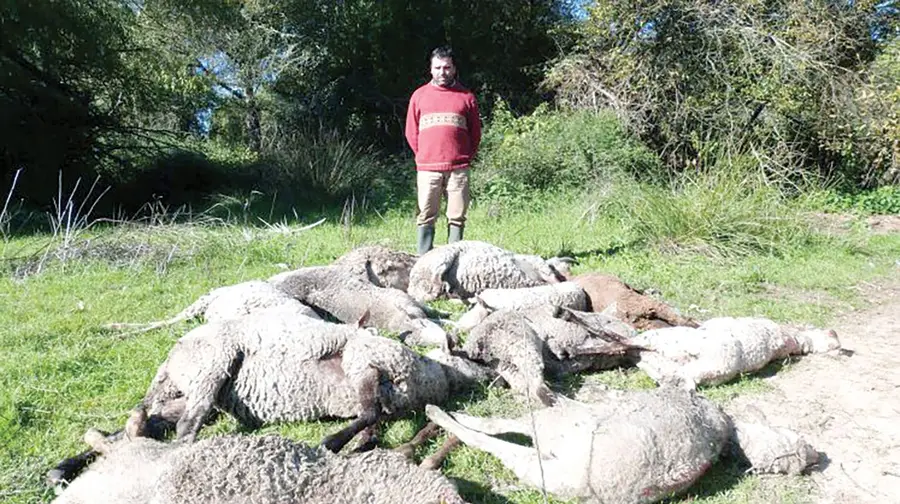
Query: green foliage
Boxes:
[
  {"xmin": 548, "ymin": 0, "xmax": 900, "ymax": 185},
  {"xmin": 260, "ymin": 125, "xmax": 392, "ymax": 203},
  {"xmin": 805, "ymin": 186, "xmax": 900, "ymax": 215},
  {"xmin": 472, "ymin": 102, "xmax": 662, "ymax": 200}
]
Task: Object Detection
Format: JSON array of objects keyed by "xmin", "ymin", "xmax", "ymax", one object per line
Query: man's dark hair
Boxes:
[{"xmin": 430, "ymin": 46, "xmax": 455, "ymax": 65}]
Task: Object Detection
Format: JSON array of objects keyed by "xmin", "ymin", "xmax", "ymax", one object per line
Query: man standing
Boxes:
[{"xmin": 405, "ymin": 46, "xmax": 481, "ymax": 255}]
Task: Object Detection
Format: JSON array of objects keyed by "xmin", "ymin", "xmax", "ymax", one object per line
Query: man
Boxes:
[{"xmin": 405, "ymin": 46, "xmax": 481, "ymax": 255}]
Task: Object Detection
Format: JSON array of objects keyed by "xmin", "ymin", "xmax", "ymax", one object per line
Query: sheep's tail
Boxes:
[
  {"xmin": 102, "ymin": 315, "xmax": 187, "ymax": 335},
  {"xmin": 102, "ymin": 294, "xmax": 212, "ymax": 336}
]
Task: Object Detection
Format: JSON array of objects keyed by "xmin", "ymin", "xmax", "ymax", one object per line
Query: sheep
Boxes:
[
  {"xmin": 455, "ymin": 281, "xmax": 589, "ymax": 331},
  {"xmin": 524, "ymin": 306, "xmax": 640, "ymax": 376},
  {"xmin": 459, "ymin": 308, "xmax": 641, "ymax": 404},
  {"xmin": 269, "ymin": 265, "xmax": 450, "ymax": 348},
  {"xmin": 461, "ymin": 310, "xmax": 556, "ymax": 406},
  {"xmin": 332, "ymin": 244, "xmax": 418, "ymax": 291},
  {"xmin": 52, "ymin": 431, "xmax": 469, "ymax": 504},
  {"xmin": 407, "ymin": 240, "xmax": 574, "ymax": 302},
  {"xmin": 570, "ymin": 273, "xmax": 699, "ymax": 330},
  {"xmin": 139, "ymin": 308, "xmax": 484, "ymax": 448},
  {"xmin": 426, "ymin": 388, "xmax": 732, "ymax": 503},
  {"xmin": 425, "ymin": 389, "xmax": 821, "ymax": 503},
  {"xmin": 630, "ymin": 316, "xmax": 841, "ymax": 389},
  {"xmin": 102, "ymin": 280, "xmax": 321, "ymax": 334}
]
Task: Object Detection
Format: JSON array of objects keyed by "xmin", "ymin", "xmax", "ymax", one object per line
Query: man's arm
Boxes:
[
  {"xmin": 468, "ymin": 96, "xmax": 482, "ymax": 156},
  {"xmin": 405, "ymin": 92, "xmax": 419, "ymax": 155}
]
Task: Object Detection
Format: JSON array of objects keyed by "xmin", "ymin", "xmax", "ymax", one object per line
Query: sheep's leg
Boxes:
[
  {"xmin": 420, "ymin": 434, "xmax": 461, "ymax": 470},
  {"xmin": 320, "ymin": 367, "xmax": 381, "ymax": 453},
  {"xmin": 437, "ymin": 410, "xmax": 530, "ymax": 436},
  {"xmin": 395, "ymin": 421, "xmax": 442, "ymax": 459},
  {"xmin": 175, "ymin": 355, "xmax": 240, "ymax": 443},
  {"xmin": 351, "ymin": 424, "xmax": 379, "ymax": 453},
  {"xmin": 46, "ymin": 445, "xmax": 106, "ymax": 487},
  {"xmin": 426, "ymin": 405, "xmax": 547, "ymax": 487}
]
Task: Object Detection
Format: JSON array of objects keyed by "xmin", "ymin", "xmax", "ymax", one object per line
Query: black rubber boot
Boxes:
[
  {"xmin": 417, "ymin": 225, "xmax": 435, "ymax": 255},
  {"xmin": 448, "ymin": 224, "xmax": 464, "ymax": 243}
]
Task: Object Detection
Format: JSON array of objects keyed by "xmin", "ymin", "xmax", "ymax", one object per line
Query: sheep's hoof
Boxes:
[
  {"xmin": 320, "ymin": 435, "xmax": 345, "ymax": 453},
  {"xmin": 45, "ymin": 468, "xmax": 67, "ymax": 488}
]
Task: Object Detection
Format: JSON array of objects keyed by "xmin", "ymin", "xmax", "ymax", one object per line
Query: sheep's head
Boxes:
[
  {"xmin": 425, "ymin": 348, "xmax": 497, "ymax": 391},
  {"xmin": 455, "ymin": 300, "xmax": 491, "ymax": 332},
  {"xmin": 400, "ymin": 319, "xmax": 457, "ymax": 351},
  {"xmin": 795, "ymin": 328, "xmax": 841, "ymax": 354},
  {"xmin": 545, "ymin": 256, "xmax": 577, "ymax": 281}
]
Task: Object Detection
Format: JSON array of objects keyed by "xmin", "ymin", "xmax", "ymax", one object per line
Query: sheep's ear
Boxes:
[{"xmin": 356, "ymin": 309, "xmax": 372, "ymax": 328}]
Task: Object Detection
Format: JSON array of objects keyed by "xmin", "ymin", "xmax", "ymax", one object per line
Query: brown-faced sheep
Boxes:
[{"xmin": 570, "ymin": 272, "xmax": 698, "ymax": 330}]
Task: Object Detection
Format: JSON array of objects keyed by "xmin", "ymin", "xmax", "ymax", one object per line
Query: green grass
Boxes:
[{"xmin": 0, "ymin": 189, "xmax": 897, "ymax": 504}]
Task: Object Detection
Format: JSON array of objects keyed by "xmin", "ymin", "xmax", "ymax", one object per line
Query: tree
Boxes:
[{"xmin": 547, "ymin": 0, "xmax": 899, "ymax": 185}]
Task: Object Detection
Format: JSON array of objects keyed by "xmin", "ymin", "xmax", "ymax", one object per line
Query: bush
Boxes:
[
  {"xmin": 471, "ymin": 102, "xmax": 662, "ymax": 201},
  {"xmin": 260, "ymin": 125, "xmax": 395, "ymax": 204},
  {"xmin": 805, "ymin": 186, "xmax": 900, "ymax": 215}
]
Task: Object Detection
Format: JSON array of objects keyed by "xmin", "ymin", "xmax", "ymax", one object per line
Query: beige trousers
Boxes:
[{"xmin": 416, "ymin": 169, "xmax": 470, "ymax": 227}]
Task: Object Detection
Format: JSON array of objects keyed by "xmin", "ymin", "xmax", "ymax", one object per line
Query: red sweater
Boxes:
[{"xmin": 405, "ymin": 82, "xmax": 481, "ymax": 171}]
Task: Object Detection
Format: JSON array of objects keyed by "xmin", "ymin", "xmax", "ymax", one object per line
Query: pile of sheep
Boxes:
[{"xmin": 49, "ymin": 240, "xmax": 841, "ymax": 504}]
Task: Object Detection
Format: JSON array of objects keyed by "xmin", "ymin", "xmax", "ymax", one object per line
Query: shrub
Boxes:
[
  {"xmin": 471, "ymin": 101, "xmax": 662, "ymax": 201},
  {"xmin": 804, "ymin": 186, "xmax": 900, "ymax": 215}
]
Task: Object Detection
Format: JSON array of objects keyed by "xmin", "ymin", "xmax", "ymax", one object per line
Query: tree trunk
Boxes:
[{"xmin": 245, "ymin": 86, "xmax": 261, "ymax": 153}]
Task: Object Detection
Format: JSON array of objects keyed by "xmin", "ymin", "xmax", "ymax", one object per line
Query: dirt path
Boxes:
[{"xmin": 730, "ymin": 280, "xmax": 900, "ymax": 503}]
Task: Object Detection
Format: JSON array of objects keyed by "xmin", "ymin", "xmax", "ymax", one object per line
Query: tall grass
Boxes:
[{"xmin": 586, "ymin": 159, "xmax": 816, "ymax": 258}]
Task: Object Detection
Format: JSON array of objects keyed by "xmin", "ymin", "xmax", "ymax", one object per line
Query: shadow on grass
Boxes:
[
  {"xmin": 555, "ymin": 241, "xmax": 640, "ymax": 261},
  {"xmin": 665, "ymin": 456, "xmax": 750, "ymax": 502},
  {"xmin": 453, "ymin": 479, "xmax": 516, "ymax": 504}
]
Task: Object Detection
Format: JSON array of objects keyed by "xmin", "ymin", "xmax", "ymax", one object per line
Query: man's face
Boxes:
[{"xmin": 430, "ymin": 56, "xmax": 457, "ymax": 87}]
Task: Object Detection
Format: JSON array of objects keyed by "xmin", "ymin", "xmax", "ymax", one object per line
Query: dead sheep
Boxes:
[
  {"xmin": 460, "ymin": 309, "xmax": 639, "ymax": 404},
  {"xmin": 426, "ymin": 388, "xmax": 820, "ymax": 503},
  {"xmin": 631, "ymin": 316, "xmax": 841, "ymax": 389},
  {"xmin": 524, "ymin": 306, "xmax": 640, "ymax": 375},
  {"xmin": 570, "ymin": 272, "xmax": 699, "ymax": 330},
  {"xmin": 455, "ymin": 281, "xmax": 589, "ymax": 331},
  {"xmin": 52, "ymin": 432, "xmax": 468, "ymax": 504},
  {"xmin": 407, "ymin": 240, "xmax": 574, "ymax": 302},
  {"xmin": 48, "ymin": 307, "xmax": 490, "ymax": 486},
  {"xmin": 136, "ymin": 309, "xmax": 482, "ymax": 448},
  {"xmin": 103, "ymin": 280, "xmax": 321, "ymax": 334},
  {"xmin": 426, "ymin": 388, "xmax": 732, "ymax": 503},
  {"xmin": 332, "ymin": 244, "xmax": 418, "ymax": 291},
  {"xmin": 461, "ymin": 310, "xmax": 556, "ymax": 406},
  {"xmin": 269, "ymin": 265, "xmax": 450, "ymax": 348}
]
